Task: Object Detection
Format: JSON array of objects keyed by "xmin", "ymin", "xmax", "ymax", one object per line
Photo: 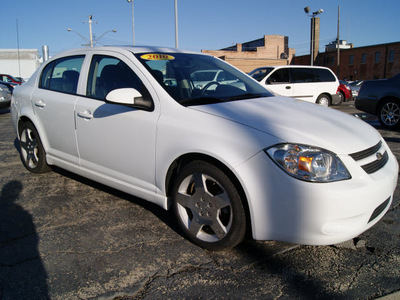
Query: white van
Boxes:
[{"xmin": 249, "ymin": 65, "xmax": 341, "ymax": 106}]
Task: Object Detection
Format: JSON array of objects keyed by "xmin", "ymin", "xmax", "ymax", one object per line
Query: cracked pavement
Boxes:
[{"xmin": 0, "ymin": 101, "xmax": 399, "ymax": 299}]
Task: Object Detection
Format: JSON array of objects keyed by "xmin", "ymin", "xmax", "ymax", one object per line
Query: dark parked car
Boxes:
[
  {"xmin": 355, "ymin": 74, "xmax": 400, "ymax": 129},
  {"xmin": 0, "ymin": 81, "xmax": 14, "ymax": 93},
  {"xmin": 338, "ymin": 80, "xmax": 352, "ymax": 102}
]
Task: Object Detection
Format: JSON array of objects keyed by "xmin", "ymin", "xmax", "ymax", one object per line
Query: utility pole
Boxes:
[
  {"xmin": 127, "ymin": 0, "xmax": 135, "ymax": 45},
  {"xmin": 175, "ymin": 0, "xmax": 179, "ymax": 48},
  {"xmin": 336, "ymin": 6, "xmax": 340, "ymax": 79}
]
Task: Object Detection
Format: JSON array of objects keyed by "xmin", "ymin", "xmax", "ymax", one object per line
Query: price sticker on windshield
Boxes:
[{"xmin": 141, "ymin": 54, "xmax": 175, "ymax": 60}]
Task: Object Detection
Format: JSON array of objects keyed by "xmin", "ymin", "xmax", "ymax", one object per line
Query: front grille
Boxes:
[
  {"xmin": 349, "ymin": 141, "xmax": 388, "ymax": 174},
  {"xmin": 368, "ymin": 197, "xmax": 391, "ymax": 223},
  {"xmin": 349, "ymin": 141, "xmax": 382, "ymax": 161},
  {"xmin": 361, "ymin": 151, "xmax": 389, "ymax": 174}
]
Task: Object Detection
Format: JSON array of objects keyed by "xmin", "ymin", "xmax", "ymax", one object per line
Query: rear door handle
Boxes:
[
  {"xmin": 285, "ymin": 86, "xmax": 291, "ymax": 90},
  {"xmin": 34, "ymin": 100, "xmax": 46, "ymax": 108},
  {"xmin": 77, "ymin": 110, "xmax": 93, "ymax": 120}
]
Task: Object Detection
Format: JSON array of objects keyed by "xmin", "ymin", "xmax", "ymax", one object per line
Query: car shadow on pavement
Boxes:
[
  {"xmin": 234, "ymin": 242, "xmax": 341, "ymax": 299},
  {"xmin": 0, "ymin": 180, "xmax": 49, "ymax": 299},
  {"xmin": 51, "ymin": 166, "xmax": 182, "ymax": 236}
]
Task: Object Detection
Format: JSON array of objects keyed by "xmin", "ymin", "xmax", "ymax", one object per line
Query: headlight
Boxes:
[{"xmin": 266, "ymin": 144, "xmax": 351, "ymax": 182}]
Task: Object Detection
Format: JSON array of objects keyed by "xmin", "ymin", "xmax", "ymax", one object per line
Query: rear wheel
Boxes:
[
  {"xmin": 378, "ymin": 99, "xmax": 400, "ymax": 129},
  {"xmin": 19, "ymin": 122, "xmax": 51, "ymax": 173},
  {"xmin": 172, "ymin": 160, "xmax": 246, "ymax": 250},
  {"xmin": 316, "ymin": 94, "xmax": 330, "ymax": 107}
]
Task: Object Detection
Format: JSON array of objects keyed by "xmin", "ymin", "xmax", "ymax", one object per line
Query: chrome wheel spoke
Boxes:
[
  {"xmin": 187, "ymin": 217, "xmax": 204, "ymax": 237},
  {"xmin": 210, "ymin": 220, "xmax": 228, "ymax": 239},
  {"xmin": 382, "ymin": 103, "xmax": 400, "ymax": 126}
]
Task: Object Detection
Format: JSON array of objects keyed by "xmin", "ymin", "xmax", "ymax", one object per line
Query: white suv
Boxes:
[
  {"xmin": 249, "ymin": 65, "xmax": 341, "ymax": 106},
  {"xmin": 11, "ymin": 46, "xmax": 398, "ymax": 250}
]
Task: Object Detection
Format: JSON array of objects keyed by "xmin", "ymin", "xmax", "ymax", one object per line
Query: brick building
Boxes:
[
  {"xmin": 292, "ymin": 41, "xmax": 400, "ymax": 81},
  {"xmin": 202, "ymin": 35, "xmax": 296, "ymax": 73}
]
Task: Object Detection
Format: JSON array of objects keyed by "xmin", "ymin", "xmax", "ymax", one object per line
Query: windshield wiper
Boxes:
[
  {"xmin": 224, "ymin": 93, "xmax": 266, "ymax": 101},
  {"xmin": 178, "ymin": 97, "xmax": 223, "ymax": 106},
  {"xmin": 178, "ymin": 93, "xmax": 268, "ymax": 106}
]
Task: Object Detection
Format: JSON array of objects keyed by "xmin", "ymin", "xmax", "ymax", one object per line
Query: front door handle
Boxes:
[
  {"xmin": 77, "ymin": 110, "xmax": 93, "ymax": 120},
  {"xmin": 285, "ymin": 86, "xmax": 291, "ymax": 90}
]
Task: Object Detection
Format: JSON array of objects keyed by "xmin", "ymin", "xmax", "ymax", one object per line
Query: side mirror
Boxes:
[{"xmin": 106, "ymin": 88, "xmax": 153, "ymax": 111}]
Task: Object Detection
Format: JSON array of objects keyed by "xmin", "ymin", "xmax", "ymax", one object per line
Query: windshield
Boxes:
[{"xmin": 135, "ymin": 52, "xmax": 272, "ymax": 106}]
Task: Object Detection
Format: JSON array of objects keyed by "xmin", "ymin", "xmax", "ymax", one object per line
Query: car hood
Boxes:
[{"xmin": 189, "ymin": 96, "xmax": 381, "ymax": 155}]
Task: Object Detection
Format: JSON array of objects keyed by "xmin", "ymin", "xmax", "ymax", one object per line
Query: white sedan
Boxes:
[{"xmin": 11, "ymin": 46, "xmax": 398, "ymax": 250}]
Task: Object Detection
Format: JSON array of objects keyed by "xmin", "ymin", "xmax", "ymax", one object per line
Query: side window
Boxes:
[
  {"xmin": 291, "ymin": 68, "xmax": 314, "ymax": 83},
  {"xmin": 39, "ymin": 55, "xmax": 84, "ymax": 94},
  {"xmin": 87, "ymin": 55, "xmax": 148, "ymax": 100},
  {"xmin": 313, "ymin": 69, "xmax": 336, "ymax": 82},
  {"xmin": 267, "ymin": 68, "xmax": 289, "ymax": 84}
]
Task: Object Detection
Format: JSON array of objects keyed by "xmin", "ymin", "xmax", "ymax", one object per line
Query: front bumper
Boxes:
[{"xmin": 234, "ymin": 139, "xmax": 398, "ymax": 245}]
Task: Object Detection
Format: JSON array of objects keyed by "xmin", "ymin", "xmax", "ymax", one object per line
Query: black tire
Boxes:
[
  {"xmin": 338, "ymin": 91, "xmax": 345, "ymax": 105},
  {"xmin": 19, "ymin": 122, "xmax": 51, "ymax": 173},
  {"xmin": 378, "ymin": 99, "xmax": 400, "ymax": 129},
  {"xmin": 172, "ymin": 160, "xmax": 246, "ymax": 250},
  {"xmin": 316, "ymin": 94, "xmax": 330, "ymax": 107}
]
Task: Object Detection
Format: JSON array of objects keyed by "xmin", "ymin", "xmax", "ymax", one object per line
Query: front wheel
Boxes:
[
  {"xmin": 19, "ymin": 122, "xmax": 51, "ymax": 173},
  {"xmin": 378, "ymin": 99, "xmax": 400, "ymax": 129},
  {"xmin": 172, "ymin": 160, "xmax": 246, "ymax": 250}
]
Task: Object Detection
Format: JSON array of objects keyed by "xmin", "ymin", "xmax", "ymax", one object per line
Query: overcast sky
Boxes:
[{"xmin": 2, "ymin": 0, "xmax": 400, "ymax": 57}]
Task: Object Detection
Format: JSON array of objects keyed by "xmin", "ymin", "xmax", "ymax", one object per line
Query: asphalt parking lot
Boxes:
[{"xmin": 0, "ymin": 101, "xmax": 399, "ymax": 299}]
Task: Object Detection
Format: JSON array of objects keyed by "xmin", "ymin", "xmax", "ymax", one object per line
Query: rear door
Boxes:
[{"xmin": 30, "ymin": 55, "xmax": 85, "ymax": 164}]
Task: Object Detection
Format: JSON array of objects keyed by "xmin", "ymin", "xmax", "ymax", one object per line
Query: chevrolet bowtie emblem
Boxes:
[{"xmin": 376, "ymin": 152, "xmax": 383, "ymax": 160}]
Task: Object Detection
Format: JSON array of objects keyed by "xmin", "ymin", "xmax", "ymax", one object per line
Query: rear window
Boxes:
[
  {"xmin": 39, "ymin": 55, "xmax": 85, "ymax": 94},
  {"xmin": 313, "ymin": 68, "xmax": 336, "ymax": 82},
  {"xmin": 291, "ymin": 68, "xmax": 336, "ymax": 83}
]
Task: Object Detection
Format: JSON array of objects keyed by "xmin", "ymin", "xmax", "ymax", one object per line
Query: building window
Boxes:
[
  {"xmin": 349, "ymin": 55, "xmax": 354, "ymax": 65},
  {"xmin": 375, "ymin": 51, "xmax": 380, "ymax": 63},
  {"xmin": 389, "ymin": 50, "xmax": 395, "ymax": 62},
  {"xmin": 361, "ymin": 53, "xmax": 367, "ymax": 64}
]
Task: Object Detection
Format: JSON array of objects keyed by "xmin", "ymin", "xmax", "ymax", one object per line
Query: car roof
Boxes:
[
  {"xmin": 261, "ymin": 65, "xmax": 332, "ymax": 70},
  {"xmin": 49, "ymin": 45, "xmax": 201, "ymax": 60}
]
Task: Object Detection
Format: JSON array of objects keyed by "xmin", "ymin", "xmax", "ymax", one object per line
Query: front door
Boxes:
[{"xmin": 75, "ymin": 53, "xmax": 159, "ymax": 195}]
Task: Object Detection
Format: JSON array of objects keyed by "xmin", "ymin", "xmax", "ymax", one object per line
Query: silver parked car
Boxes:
[{"xmin": 0, "ymin": 83, "xmax": 12, "ymax": 109}]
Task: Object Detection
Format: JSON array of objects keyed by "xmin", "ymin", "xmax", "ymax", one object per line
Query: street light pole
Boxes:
[
  {"xmin": 68, "ymin": 16, "xmax": 116, "ymax": 47},
  {"xmin": 304, "ymin": 7, "xmax": 323, "ymax": 66},
  {"xmin": 89, "ymin": 15, "xmax": 93, "ymax": 47},
  {"xmin": 127, "ymin": 0, "xmax": 135, "ymax": 45}
]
